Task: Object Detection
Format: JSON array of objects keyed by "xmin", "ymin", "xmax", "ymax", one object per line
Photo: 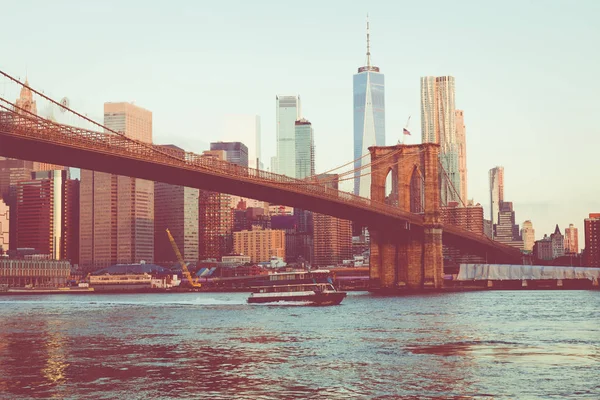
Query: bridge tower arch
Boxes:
[{"xmin": 368, "ymin": 143, "xmax": 443, "ymax": 292}]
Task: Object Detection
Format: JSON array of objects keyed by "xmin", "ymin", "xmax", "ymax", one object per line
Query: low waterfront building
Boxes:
[
  {"xmin": 221, "ymin": 255, "xmax": 251, "ymax": 265},
  {"xmin": 0, "ymin": 258, "xmax": 71, "ymax": 287}
]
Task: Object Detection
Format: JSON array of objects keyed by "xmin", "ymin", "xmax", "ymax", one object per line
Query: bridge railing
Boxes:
[{"xmin": 0, "ymin": 110, "xmax": 419, "ymax": 222}]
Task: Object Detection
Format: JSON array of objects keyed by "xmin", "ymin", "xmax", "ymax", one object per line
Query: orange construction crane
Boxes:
[{"xmin": 165, "ymin": 228, "xmax": 201, "ymax": 288}]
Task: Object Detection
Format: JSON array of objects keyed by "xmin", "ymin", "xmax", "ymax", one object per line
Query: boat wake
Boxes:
[
  {"xmin": 190, "ymin": 297, "xmax": 246, "ymax": 306},
  {"xmin": 250, "ymin": 300, "xmax": 313, "ymax": 306}
]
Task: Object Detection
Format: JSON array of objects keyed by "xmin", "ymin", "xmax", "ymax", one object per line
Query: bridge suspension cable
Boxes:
[
  {"xmin": 438, "ymin": 159, "xmax": 466, "ymax": 207},
  {"xmin": 0, "ymin": 69, "xmax": 200, "ymax": 167}
]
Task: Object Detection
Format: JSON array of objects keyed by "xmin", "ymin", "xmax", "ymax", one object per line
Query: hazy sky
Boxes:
[{"xmin": 3, "ymin": 0, "xmax": 599, "ymax": 244}]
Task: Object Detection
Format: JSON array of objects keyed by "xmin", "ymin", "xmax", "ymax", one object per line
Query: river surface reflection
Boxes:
[{"xmin": 0, "ymin": 291, "xmax": 598, "ymax": 399}]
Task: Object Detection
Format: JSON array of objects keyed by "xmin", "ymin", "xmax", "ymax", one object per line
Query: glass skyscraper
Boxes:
[
  {"xmin": 353, "ymin": 19, "xmax": 385, "ymax": 197},
  {"xmin": 294, "ymin": 119, "xmax": 315, "ymax": 179},
  {"xmin": 275, "ymin": 95, "xmax": 301, "ymax": 178}
]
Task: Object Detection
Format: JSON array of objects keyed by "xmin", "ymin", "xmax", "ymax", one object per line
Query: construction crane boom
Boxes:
[{"xmin": 165, "ymin": 228, "xmax": 201, "ymax": 288}]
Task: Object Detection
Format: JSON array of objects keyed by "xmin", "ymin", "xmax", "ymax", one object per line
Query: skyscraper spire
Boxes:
[
  {"xmin": 366, "ymin": 14, "xmax": 371, "ymax": 68},
  {"xmin": 358, "ymin": 15, "xmax": 379, "ymax": 73}
]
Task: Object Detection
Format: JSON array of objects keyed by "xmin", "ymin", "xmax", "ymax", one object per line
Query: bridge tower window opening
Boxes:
[
  {"xmin": 410, "ymin": 166, "xmax": 424, "ymax": 214},
  {"xmin": 384, "ymin": 167, "xmax": 397, "ymax": 207}
]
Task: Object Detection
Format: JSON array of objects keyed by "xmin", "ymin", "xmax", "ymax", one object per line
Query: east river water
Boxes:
[{"xmin": 0, "ymin": 291, "xmax": 598, "ymax": 399}]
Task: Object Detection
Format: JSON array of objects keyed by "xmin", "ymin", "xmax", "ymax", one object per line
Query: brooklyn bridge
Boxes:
[{"xmin": 0, "ymin": 70, "xmax": 522, "ymax": 292}]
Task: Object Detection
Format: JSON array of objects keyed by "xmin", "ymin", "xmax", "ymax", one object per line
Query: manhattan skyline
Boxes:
[{"xmin": 2, "ymin": 0, "xmax": 599, "ymax": 243}]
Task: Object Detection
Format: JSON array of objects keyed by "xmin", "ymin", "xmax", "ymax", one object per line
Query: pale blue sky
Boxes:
[{"xmin": 3, "ymin": 0, "xmax": 599, "ymax": 244}]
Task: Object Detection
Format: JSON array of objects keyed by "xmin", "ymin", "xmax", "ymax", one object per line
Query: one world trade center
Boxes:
[{"xmin": 353, "ymin": 16, "xmax": 385, "ymax": 198}]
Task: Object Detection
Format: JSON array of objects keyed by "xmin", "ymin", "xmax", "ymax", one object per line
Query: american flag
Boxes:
[{"xmin": 403, "ymin": 128, "xmax": 411, "ymax": 135}]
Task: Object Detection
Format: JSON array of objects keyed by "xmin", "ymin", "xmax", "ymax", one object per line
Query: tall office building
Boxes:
[
  {"xmin": 80, "ymin": 103, "xmax": 154, "ymax": 271},
  {"xmin": 493, "ymin": 201, "xmax": 523, "ymax": 250},
  {"xmin": 198, "ymin": 151, "xmax": 233, "ymax": 260},
  {"xmin": 154, "ymin": 145, "xmax": 199, "ymax": 264},
  {"xmin": 313, "ymin": 174, "xmax": 352, "ymax": 266},
  {"xmin": 274, "ymin": 95, "xmax": 301, "ymax": 177},
  {"xmin": 0, "ymin": 158, "xmax": 34, "ymax": 249},
  {"xmin": 294, "ymin": 119, "xmax": 315, "ymax": 179},
  {"xmin": 421, "ymin": 76, "xmax": 460, "ymax": 204},
  {"xmin": 584, "ymin": 214, "xmax": 600, "ymax": 267},
  {"xmin": 198, "ymin": 191, "xmax": 233, "ymax": 260},
  {"xmin": 210, "ymin": 142, "xmax": 249, "ymax": 167},
  {"xmin": 1, "ymin": 77, "xmax": 63, "ymax": 247},
  {"xmin": 222, "ymin": 115, "xmax": 261, "ymax": 169},
  {"xmin": 0, "ymin": 199, "xmax": 9, "ymax": 253},
  {"xmin": 489, "ymin": 166, "xmax": 504, "ymax": 227},
  {"xmin": 14, "ymin": 78, "xmax": 65, "ymax": 172},
  {"xmin": 455, "ymin": 110, "xmax": 467, "ymax": 203},
  {"xmin": 15, "ymin": 170, "xmax": 79, "ymax": 261},
  {"xmin": 14, "ymin": 78, "xmax": 37, "ymax": 116},
  {"xmin": 564, "ymin": 223, "xmax": 579, "ymax": 254},
  {"xmin": 353, "ymin": 17, "xmax": 385, "ymax": 197},
  {"xmin": 521, "ymin": 220, "xmax": 535, "ymax": 252}
]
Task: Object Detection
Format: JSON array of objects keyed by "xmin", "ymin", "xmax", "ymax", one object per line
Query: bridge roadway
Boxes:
[{"xmin": 0, "ymin": 112, "xmax": 522, "ymax": 262}]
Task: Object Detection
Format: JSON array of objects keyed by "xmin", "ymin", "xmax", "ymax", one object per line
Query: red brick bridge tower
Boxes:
[{"xmin": 368, "ymin": 143, "xmax": 444, "ymax": 292}]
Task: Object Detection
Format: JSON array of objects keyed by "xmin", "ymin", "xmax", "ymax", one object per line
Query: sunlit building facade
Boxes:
[
  {"xmin": 489, "ymin": 166, "xmax": 504, "ymax": 228},
  {"xmin": 0, "ymin": 199, "xmax": 9, "ymax": 253},
  {"xmin": 521, "ymin": 220, "xmax": 535, "ymax": 252},
  {"xmin": 455, "ymin": 110, "xmax": 467, "ymax": 203},
  {"xmin": 80, "ymin": 103, "xmax": 154, "ymax": 271},
  {"xmin": 421, "ymin": 76, "xmax": 461, "ymax": 204},
  {"xmin": 233, "ymin": 228, "xmax": 285, "ymax": 263},
  {"xmin": 564, "ymin": 223, "xmax": 578, "ymax": 254}
]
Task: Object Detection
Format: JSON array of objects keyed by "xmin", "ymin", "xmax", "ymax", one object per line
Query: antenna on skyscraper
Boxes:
[{"xmin": 366, "ymin": 14, "xmax": 371, "ymax": 68}]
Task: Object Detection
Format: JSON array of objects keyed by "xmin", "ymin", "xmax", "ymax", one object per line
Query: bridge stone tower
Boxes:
[{"xmin": 368, "ymin": 143, "xmax": 443, "ymax": 291}]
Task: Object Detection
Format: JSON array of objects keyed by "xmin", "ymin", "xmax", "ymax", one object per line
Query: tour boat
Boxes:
[{"xmin": 247, "ymin": 270, "xmax": 347, "ymax": 305}]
